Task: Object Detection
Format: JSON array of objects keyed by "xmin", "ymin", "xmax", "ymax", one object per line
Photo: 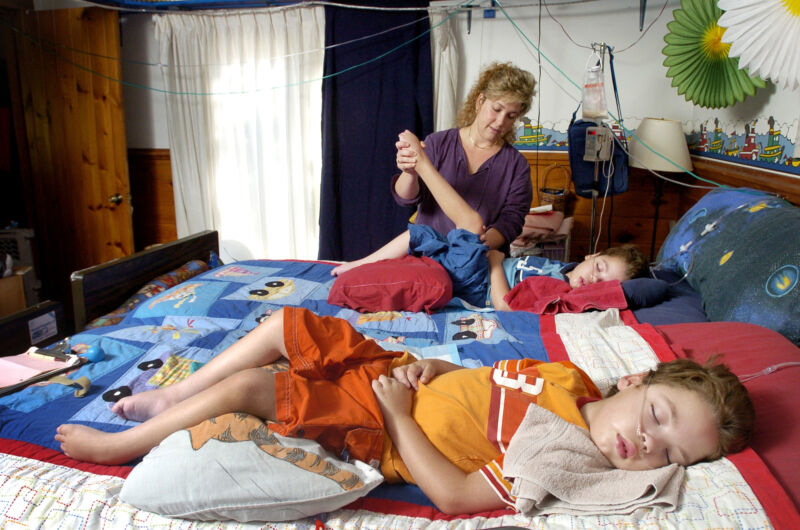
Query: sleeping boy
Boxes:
[
  {"xmin": 56, "ymin": 306, "xmax": 754, "ymax": 515},
  {"xmin": 331, "ymin": 130, "xmax": 648, "ymax": 309}
]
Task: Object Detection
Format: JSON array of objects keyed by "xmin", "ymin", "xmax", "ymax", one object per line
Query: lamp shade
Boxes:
[{"xmin": 629, "ymin": 118, "xmax": 693, "ymax": 172}]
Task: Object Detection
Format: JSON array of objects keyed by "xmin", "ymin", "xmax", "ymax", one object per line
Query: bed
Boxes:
[{"xmin": 1, "ymin": 187, "xmax": 799, "ymax": 529}]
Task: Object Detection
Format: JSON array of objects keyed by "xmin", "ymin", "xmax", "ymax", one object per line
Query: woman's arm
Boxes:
[
  {"xmin": 372, "ymin": 375, "xmax": 506, "ymax": 514},
  {"xmin": 488, "ymin": 250, "xmax": 512, "ymax": 311},
  {"xmin": 394, "ymin": 135, "xmax": 422, "ymax": 200},
  {"xmin": 394, "ymin": 171, "xmax": 421, "ymax": 201},
  {"xmin": 487, "ymin": 155, "xmax": 532, "ymax": 247},
  {"xmin": 481, "ymin": 227, "xmax": 507, "ymax": 251}
]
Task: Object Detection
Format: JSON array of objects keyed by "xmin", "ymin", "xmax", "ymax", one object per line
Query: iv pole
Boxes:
[{"xmin": 588, "ymin": 42, "xmax": 607, "ymax": 255}]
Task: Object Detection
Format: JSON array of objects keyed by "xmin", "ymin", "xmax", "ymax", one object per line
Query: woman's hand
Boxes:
[
  {"xmin": 396, "ymin": 130, "xmax": 428, "ymax": 175},
  {"xmin": 372, "ymin": 374, "xmax": 413, "ymax": 420}
]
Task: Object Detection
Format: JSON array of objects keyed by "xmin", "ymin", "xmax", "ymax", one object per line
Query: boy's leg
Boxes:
[
  {"xmin": 330, "ymin": 230, "xmax": 411, "ymax": 276},
  {"xmin": 398, "ymin": 130, "xmax": 484, "ymax": 234},
  {"xmin": 56, "ymin": 367, "xmax": 278, "ymax": 465},
  {"xmin": 112, "ymin": 308, "xmax": 289, "ymax": 422}
]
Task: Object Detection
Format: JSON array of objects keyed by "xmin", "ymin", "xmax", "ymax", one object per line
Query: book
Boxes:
[{"xmin": 0, "ymin": 347, "xmax": 87, "ymax": 397}]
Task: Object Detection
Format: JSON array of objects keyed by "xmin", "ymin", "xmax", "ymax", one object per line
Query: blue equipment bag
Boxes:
[
  {"xmin": 568, "ymin": 115, "xmax": 629, "ymax": 198},
  {"xmin": 568, "ymin": 47, "xmax": 629, "ymax": 199}
]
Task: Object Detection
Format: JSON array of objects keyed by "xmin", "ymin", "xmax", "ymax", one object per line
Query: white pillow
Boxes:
[{"xmin": 119, "ymin": 412, "xmax": 384, "ymax": 522}]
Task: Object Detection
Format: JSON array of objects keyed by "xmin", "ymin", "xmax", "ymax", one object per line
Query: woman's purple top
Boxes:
[{"xmin": 391, "ymin": 128, "xmax": 532, "ymax": 247}]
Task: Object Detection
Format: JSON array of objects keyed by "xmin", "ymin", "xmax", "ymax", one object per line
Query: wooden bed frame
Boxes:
[{"xmin": 70, "ymin": 230, "xmax": 219, "ymax": 332}]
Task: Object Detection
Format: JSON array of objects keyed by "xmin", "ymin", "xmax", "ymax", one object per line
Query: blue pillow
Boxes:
[
  {"xmin": 621, "ymin": 278, "xmax": 669, "ymax": 309},
  {"xmin": 656, "ymin": 188, "xmax": 799, "ymax": 344}
]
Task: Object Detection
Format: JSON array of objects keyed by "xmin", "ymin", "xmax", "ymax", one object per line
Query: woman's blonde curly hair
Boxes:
[{"xmin": 456, "ymin": 62, "xmax": 536, "ymax": 144}]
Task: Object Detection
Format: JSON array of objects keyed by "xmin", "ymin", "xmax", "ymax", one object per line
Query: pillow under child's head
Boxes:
[{"xmin": 621, "ymin": 278, "xmax": 669, "ymax": 309}]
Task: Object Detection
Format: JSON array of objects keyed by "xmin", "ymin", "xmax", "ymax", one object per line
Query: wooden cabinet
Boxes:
[{"xmin": 522, "ymin": 151, "xmax": 682, "ymax": 260}]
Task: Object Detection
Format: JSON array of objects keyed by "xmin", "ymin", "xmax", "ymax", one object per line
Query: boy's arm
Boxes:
[
  {"xmin": 398, "ymin": 130, "xmax": 485, "ymax": 236},
  {"xmin": 372, "ymin": 376, "xmax": 506, "ymax": 514},
  {"xmin": 488, "ymin": 250, "xmax": 512, "ymax": 311}
]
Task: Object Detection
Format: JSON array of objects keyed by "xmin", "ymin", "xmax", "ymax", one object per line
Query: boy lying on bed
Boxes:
[
  {"xmin": 331, "ymin": 130, "xmax": 648, "ymax": 310},
  {"xmin": 56, "ymin": 306, "xmax": 754, "ymax": 516}
]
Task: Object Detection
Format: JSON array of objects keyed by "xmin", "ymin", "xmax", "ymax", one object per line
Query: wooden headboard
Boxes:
[
  {"xmin": 680, "ymin": 157, "xmax": 800, "ymax": 209},
  {"xmin": 70, "ymin": 230, "xmax": 219, "ymax": 332}
]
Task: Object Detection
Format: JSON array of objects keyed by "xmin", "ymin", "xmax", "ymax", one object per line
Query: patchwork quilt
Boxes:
[{"xmin": 0, "ymin": 259, "xmax": 789, "ymax": 528}]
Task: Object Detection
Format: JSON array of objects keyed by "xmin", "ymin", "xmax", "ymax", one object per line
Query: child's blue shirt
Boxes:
[{"xmin": 408, "ymin": 224, "xmax": 577, "ymax": 307}]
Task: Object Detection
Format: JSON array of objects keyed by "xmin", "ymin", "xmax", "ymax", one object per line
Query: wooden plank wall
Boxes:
[
  {"xmin": 8, "ymin": 8, "xmax": 133, "ymax": 305},
  {"xmin": 524, "ymin": 151, "xmax": 681, "ymax": 260},
  {"xmin": 128, "ymin": 148, "xmax": 178, "ymax": 250}
]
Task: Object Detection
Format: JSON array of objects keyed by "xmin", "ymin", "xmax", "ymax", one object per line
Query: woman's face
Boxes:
[{"xmin": 473, "ymin": 94, "xmax": 522, "ymax": 142}]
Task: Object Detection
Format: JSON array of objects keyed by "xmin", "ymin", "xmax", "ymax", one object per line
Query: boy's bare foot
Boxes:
[
  {"xmin": 111, "ymin": 387, "xmax": 177, "ymax": 422},
  {"xmin": 55, "ymin": 424, "xmax": 137, "ymax": 465},
  {"xmin": 330, "ymin": 260, "xmax": 364, "ymax": 276}
]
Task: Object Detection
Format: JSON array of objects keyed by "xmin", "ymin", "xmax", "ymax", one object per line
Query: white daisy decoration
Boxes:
[{"xmin": 718, "ymin": 0, "xmax": 800, "ymax": 90}]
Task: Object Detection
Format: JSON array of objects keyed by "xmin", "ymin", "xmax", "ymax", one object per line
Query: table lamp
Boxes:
[{"xmin": 628, "ymin": 117, "xmax": 693, "ymax": 260}]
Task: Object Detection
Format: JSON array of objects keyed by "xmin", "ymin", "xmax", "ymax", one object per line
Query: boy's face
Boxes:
[
  {"xmin": 581, "ymin": 375, "xmax": 720, "ymax": 471},
  {"xmin": 565, "ymin": 254, "xmax": 629, "ymax": 289}
]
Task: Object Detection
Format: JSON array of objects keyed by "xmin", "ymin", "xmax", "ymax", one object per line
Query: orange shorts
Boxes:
[{"xmin": 271, "ymin": 307, "xmax": 405, "ymax": 466}]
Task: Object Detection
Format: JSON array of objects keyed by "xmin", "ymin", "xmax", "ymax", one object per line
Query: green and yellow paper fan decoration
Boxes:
[{"xmin": 662, "ymin": 0, "xmax": 766, "ymax": 108}]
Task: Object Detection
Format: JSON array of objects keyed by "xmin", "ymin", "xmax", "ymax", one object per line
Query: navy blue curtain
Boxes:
[{"xmin": 318, "ymin": 1, "xmax": 433, "ymax": 261}]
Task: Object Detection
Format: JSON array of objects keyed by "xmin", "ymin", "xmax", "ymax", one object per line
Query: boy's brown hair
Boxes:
[
  {"xmin": 599, "ymin": 244, "xmax": 649, "ymax": 280},
  {"xmin": 607, "ymin": 357, "xmax": 755, "ymax": 461}
]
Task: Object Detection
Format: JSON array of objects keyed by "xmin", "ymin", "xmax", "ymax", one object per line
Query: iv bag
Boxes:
[{"xmin": 582, "ymin": 58, "xmax": 608, "ymax": 120}]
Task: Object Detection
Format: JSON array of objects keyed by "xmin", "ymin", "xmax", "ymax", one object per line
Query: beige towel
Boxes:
[{"xmin": 503, "ymin": 404, "xmax": 684, "ymax": 516}]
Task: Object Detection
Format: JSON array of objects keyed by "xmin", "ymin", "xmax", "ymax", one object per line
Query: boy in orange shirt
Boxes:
[{"xmin": 56, "ymin": 307, "xmax": 754, "ymax": 515}]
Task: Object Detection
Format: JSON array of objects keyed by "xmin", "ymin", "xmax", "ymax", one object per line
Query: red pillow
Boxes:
[
  {"xmin": 328, "ymin": 255, "xmax": 452, "ymax": 314},
  {"xmin": 656, "ymin": 321, "xmax": 800, "ymax": 513}
]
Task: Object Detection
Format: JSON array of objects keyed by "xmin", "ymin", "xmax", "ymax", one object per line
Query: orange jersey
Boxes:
[{"xmin": 380, "ymin": 359, "xmax": 601, "ymax": 508}]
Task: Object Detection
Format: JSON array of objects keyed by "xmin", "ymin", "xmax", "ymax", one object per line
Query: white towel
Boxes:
[{"xmin": 503, "ymin": 404, "xmax": 684, "ymax": 516}]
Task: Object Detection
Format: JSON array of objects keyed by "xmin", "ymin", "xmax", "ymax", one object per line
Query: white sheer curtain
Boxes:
[
  {"xmin": 429, "ymin": 7, "xmax": 459, "ymax": 131},
  {"xmin": 154, "ymin": 6, "xmax": 324, "ymax": 262}
]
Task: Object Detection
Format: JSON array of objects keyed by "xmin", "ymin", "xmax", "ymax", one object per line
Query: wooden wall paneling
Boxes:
[
  {"xmin": 56, "ymin": 11, "xmax": 92, "ymax": 265},
  {"xmin": 85, "ymin": 8, "xmax": 134, "ymax": 262},
  {"xmin": 679, "ymin": 156, "xmax": 800, "ymax": 211},
  {"xmin": 13, "ymin": 8, "xmax": 133, "ymax": 314},
  {"xmin": 522, "ymin": 151, "xmax": 682, "ymax": 261},
  {"xmin": 16, "ymin": 12, "xmax": 68, "ymax": 303},
  {"xmin": 2, "ymin": 16, "xmax": 34, "ymax": 231},
  {"xmin": 128, "ymin": 148, "xmax": 178, "ymax": 249}
]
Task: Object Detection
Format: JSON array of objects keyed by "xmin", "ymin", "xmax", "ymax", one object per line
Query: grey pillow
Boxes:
[{"xmin": 120, "ymin": 413, "xmax": 383, "ymax": 522}]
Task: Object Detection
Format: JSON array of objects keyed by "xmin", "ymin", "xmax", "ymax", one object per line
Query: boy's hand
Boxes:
[
  {"xmin": 372, "ymin": 374, "xmax": 413, "ymax": 419},
  {"xmin": 392, "ymin": 359, "xmax": 439, "ymax": 390},
  {"xmin": 487, "ymin": 249, "xmax": 505, "ymax": 266}
]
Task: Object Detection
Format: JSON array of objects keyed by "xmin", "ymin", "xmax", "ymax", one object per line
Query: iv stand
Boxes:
[{"xmin": 588, "ymin": 42, "xmax": 607, "ymax": 255}]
